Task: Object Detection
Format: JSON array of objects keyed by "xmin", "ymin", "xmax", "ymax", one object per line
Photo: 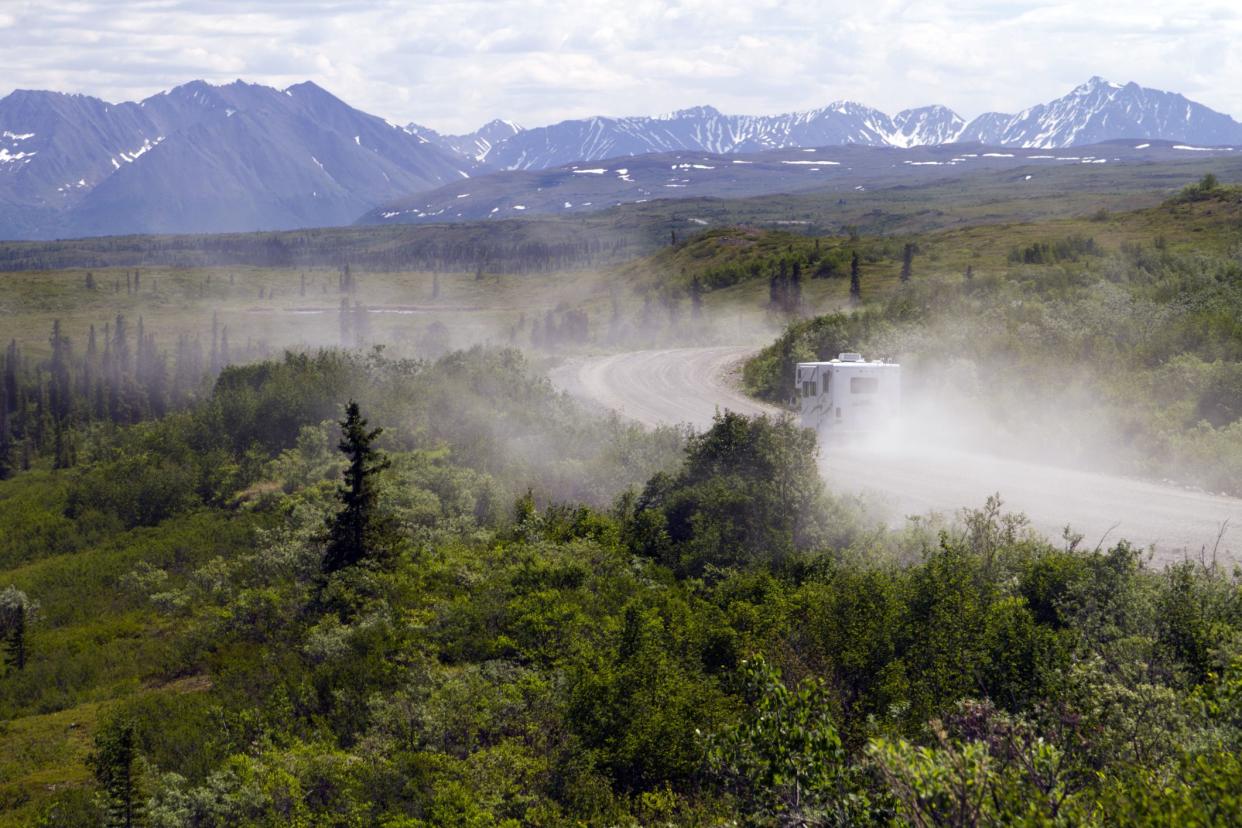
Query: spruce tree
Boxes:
[
  {"xmin": 690, "ymin": 276, "xmax": 704, "ymax": 319},
  {"xmin": 48, "ymin": 320, "xmax": 72, "ymax": 423},
  {"xmin": 209, "ymin": 312, "xmax": 220, "ymax": 373},
  {"xmin": 339, "ymin": 298, "xmax": 353, "ymax": 347},
  {"xmin": 89, "ymin": 718, "xmax": 139, "ymax": 828},
  {"xmin": 0, "ymin": 587, "xmax": 30, "ymax": 671},
  {"xmin": 322, "ymin": 401, "xmax": 391, "ymax": 575},
  {"xmin": 0, "ymin": 385, "xmax": 11, "ymax": 481},
  {"xmin": 6, "ymin": 609, "xmax": 23, "ymax": 670},
  {"xmin": 3, "ymin": 340, "xmax": 18, "ymax": 412},
  {"xmin": 849, "ymin": 252, "xmax": 861, "ymax": 301},
  {"xmin": 789, "ymin": 261, "xmax": 802, "ymax": 312},
  {"xmin": 900, "ymin": 242, "xmax": 914, "ymax": 283}
]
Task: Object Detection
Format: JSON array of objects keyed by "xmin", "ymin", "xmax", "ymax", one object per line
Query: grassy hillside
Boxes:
[
  {"xmin": 739, "ymin": 179, "xmax": 1242, "ymax": 493},
  {"xmin": 3, "ymin": 153, "xmax": 1239, "ymax": 274}
]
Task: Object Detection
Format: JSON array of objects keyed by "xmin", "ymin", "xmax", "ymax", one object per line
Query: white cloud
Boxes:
[{"xmin": 0, "ymin": 0, "xmax": 1239, "ymax": 133}]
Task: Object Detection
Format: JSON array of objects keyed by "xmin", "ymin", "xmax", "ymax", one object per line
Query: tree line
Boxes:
[{"xmin": 0, "ymin": 317, "xmax": 271, "ymax": 478}]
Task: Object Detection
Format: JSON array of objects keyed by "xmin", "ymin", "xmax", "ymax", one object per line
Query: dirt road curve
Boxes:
[{"xmin": 552, "ymin": 346, "xmax": 1242, "ymax": 563}]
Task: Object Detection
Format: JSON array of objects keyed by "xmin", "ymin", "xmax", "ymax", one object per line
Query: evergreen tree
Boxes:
[
  {"xmin": 321, "ymin": 401, "xmax": 391, "ymax": 575},
  {"xmin": 6, "ymin": 608, "xmax": 23, "ymax": 670},
  {"xmin": 690, "ymin": 276, "xmax": 704, "ymax": 319},
  {"xmin": 0, "ymin": 587, "xmax": 32, "ymax": 671},
  {"xmin": 900, "ymin": 242, "xmax": 914, "ymax": 283},
  {"xmin": 339, "ymin": 298, "xmax": 353, "ymax": 347},
  {"xmin": 965, "ymin": 264, "xmax": 974, "ymax": 282},
  {"xmin": 0, "ymin": 384, "xmax": 11, "ymax": 481},
  {"xmin": 52, "ymin": 420, "xmax": 72, "ymax": 469},
  {"xmin": 209, "ymin": 312, "xmax": 220, "ymax": 373},
  {"xmin": 849, "ymin": 253, "xmax": 861, "ymax": 301},
  {"xmin": 3, "ymin": 340, "xmax": 18, "ymax": 413},
  {"xmin": 352, "ymin": 301, "xmax": 371, "ymax": 347},
  {"xmin": 113, "ymin": 316, "xmax": 129, "ymax": 376},
  {"xmin": 89, "ymin": 718, "xmax": 139, "ymax": 828},
  {"xmin": 544, "ymin": 309, "xmax": 558, "ymax": 348},
  {"xmin": 48, "ymin": 320, "xmax": 72, "ymax": 422}
]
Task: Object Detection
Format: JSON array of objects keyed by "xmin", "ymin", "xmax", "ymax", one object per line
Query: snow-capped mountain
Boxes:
[
  {"xmin": 473, "ymin": 102, "xmax": 908, "ymax": 170},
  {"xmin": 3, "ymin": 75, "xmax": 1240, "ymax": 239},
  {"xmin": 408, "ymin": 118, "xmax": 524, "ymax": 163},
  {"xmin": 0, "ymin": 80, "xmax": 474, "ymax": 238},
  {"xmin": 437, "ymin": 78, "xmax": 1241, "ymax": 170},
  {"xmin": 958, "ymin": 77, "xmax": 1242, "ymax": 148},
  {"xmin": 889, "ymin": 106, "xmax": 966, "ymax": 148}
]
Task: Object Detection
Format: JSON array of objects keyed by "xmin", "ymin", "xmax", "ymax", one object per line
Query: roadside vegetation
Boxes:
[
  {"xmin": 4, "ymin": 170, "xmax": 1242, "ymax": 825},
  {"xmin": 742, "ymin": 178, "xmax": 1242, "ymax": 494},
  {"xmin": 2, "ymin": 346, "xmax": 1241, "ymax": 825}
]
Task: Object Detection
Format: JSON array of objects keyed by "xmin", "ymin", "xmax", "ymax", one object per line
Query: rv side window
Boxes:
[
  {"xmin": 850, "ymin": 376, "xmax": 879, "ymax": 394},
  {"xmin": 801, "ymin": 380, "xmax": 817, "ymax": 397}
]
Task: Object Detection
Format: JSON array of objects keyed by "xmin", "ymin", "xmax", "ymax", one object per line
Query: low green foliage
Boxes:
[
  {"xmin": 745, "ymin": 189, "xmax": 1242, "ymax": 493},
  {"xmin": 4, "ymin": 338, "xmax": 1242, "ymax": 823}
]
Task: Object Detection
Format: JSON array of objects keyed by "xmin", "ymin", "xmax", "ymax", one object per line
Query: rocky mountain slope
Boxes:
[{"xmin": 0, "ymin": 80, "xmax": 474, "ymax": 238}]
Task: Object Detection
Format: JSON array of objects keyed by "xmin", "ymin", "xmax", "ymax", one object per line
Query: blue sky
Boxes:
[{"xmin": 0, "ymin": 0, "xmax": 1238, "ymax": 133}]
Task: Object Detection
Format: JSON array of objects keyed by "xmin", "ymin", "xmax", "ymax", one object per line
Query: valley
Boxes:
[{"xmin": 5, "ymin": 68, "xmax": 1242, "ymax": 828}]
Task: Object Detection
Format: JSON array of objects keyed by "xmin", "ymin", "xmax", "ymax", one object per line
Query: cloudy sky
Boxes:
[{"xmin": 0, "ymin": 0, "xmax": 1239, "ymax": 134}]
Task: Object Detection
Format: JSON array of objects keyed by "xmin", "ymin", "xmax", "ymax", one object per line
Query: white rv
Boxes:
[{"xmin": 795, "ymin": 353, "xmax": 901, "ymax": 435}]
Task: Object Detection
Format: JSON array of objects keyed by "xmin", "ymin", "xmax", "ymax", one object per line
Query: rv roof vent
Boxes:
[{"xmin": 839, "ymin": 352, "xmax": 863, "ymax": 362}]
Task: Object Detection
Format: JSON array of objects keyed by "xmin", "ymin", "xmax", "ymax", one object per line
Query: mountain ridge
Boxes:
[
  {"xmin": 0, "ymin": 79, "xmax": 474, "ymax": 238},
  {"xmin": 2, "ymin": 76, "xmax": 1241, "ymax": 239},
  {"xmin": 429, "ymin": 77, "xmax": 1242, "ymax": 169}
]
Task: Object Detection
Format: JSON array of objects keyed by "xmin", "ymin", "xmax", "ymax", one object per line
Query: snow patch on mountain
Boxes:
[
  {"xmin": 442, "ymin": 79, "xmax": 1237, "ymax": 168},
  {"xmin": 957, "ymin": 76, "xmax": 1242, "ymax": 148}
]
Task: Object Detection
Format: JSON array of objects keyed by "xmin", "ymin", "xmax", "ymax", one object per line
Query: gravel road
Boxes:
[{"xmin": 551, "ymin": 346, "xmax": 1242, "ymax": 563}]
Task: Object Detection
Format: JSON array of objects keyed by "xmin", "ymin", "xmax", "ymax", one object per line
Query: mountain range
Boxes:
[
  {"xmin": 411, "ymin": 77, "xmax": 1242, "ymax": 170},
  {"xmin": 1, "ymin": 76, "xmax": 1239, "ymax": 239},
  {"xmin": 0, "ymin": 80, "xmax": 473, "ymax": 238}
]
